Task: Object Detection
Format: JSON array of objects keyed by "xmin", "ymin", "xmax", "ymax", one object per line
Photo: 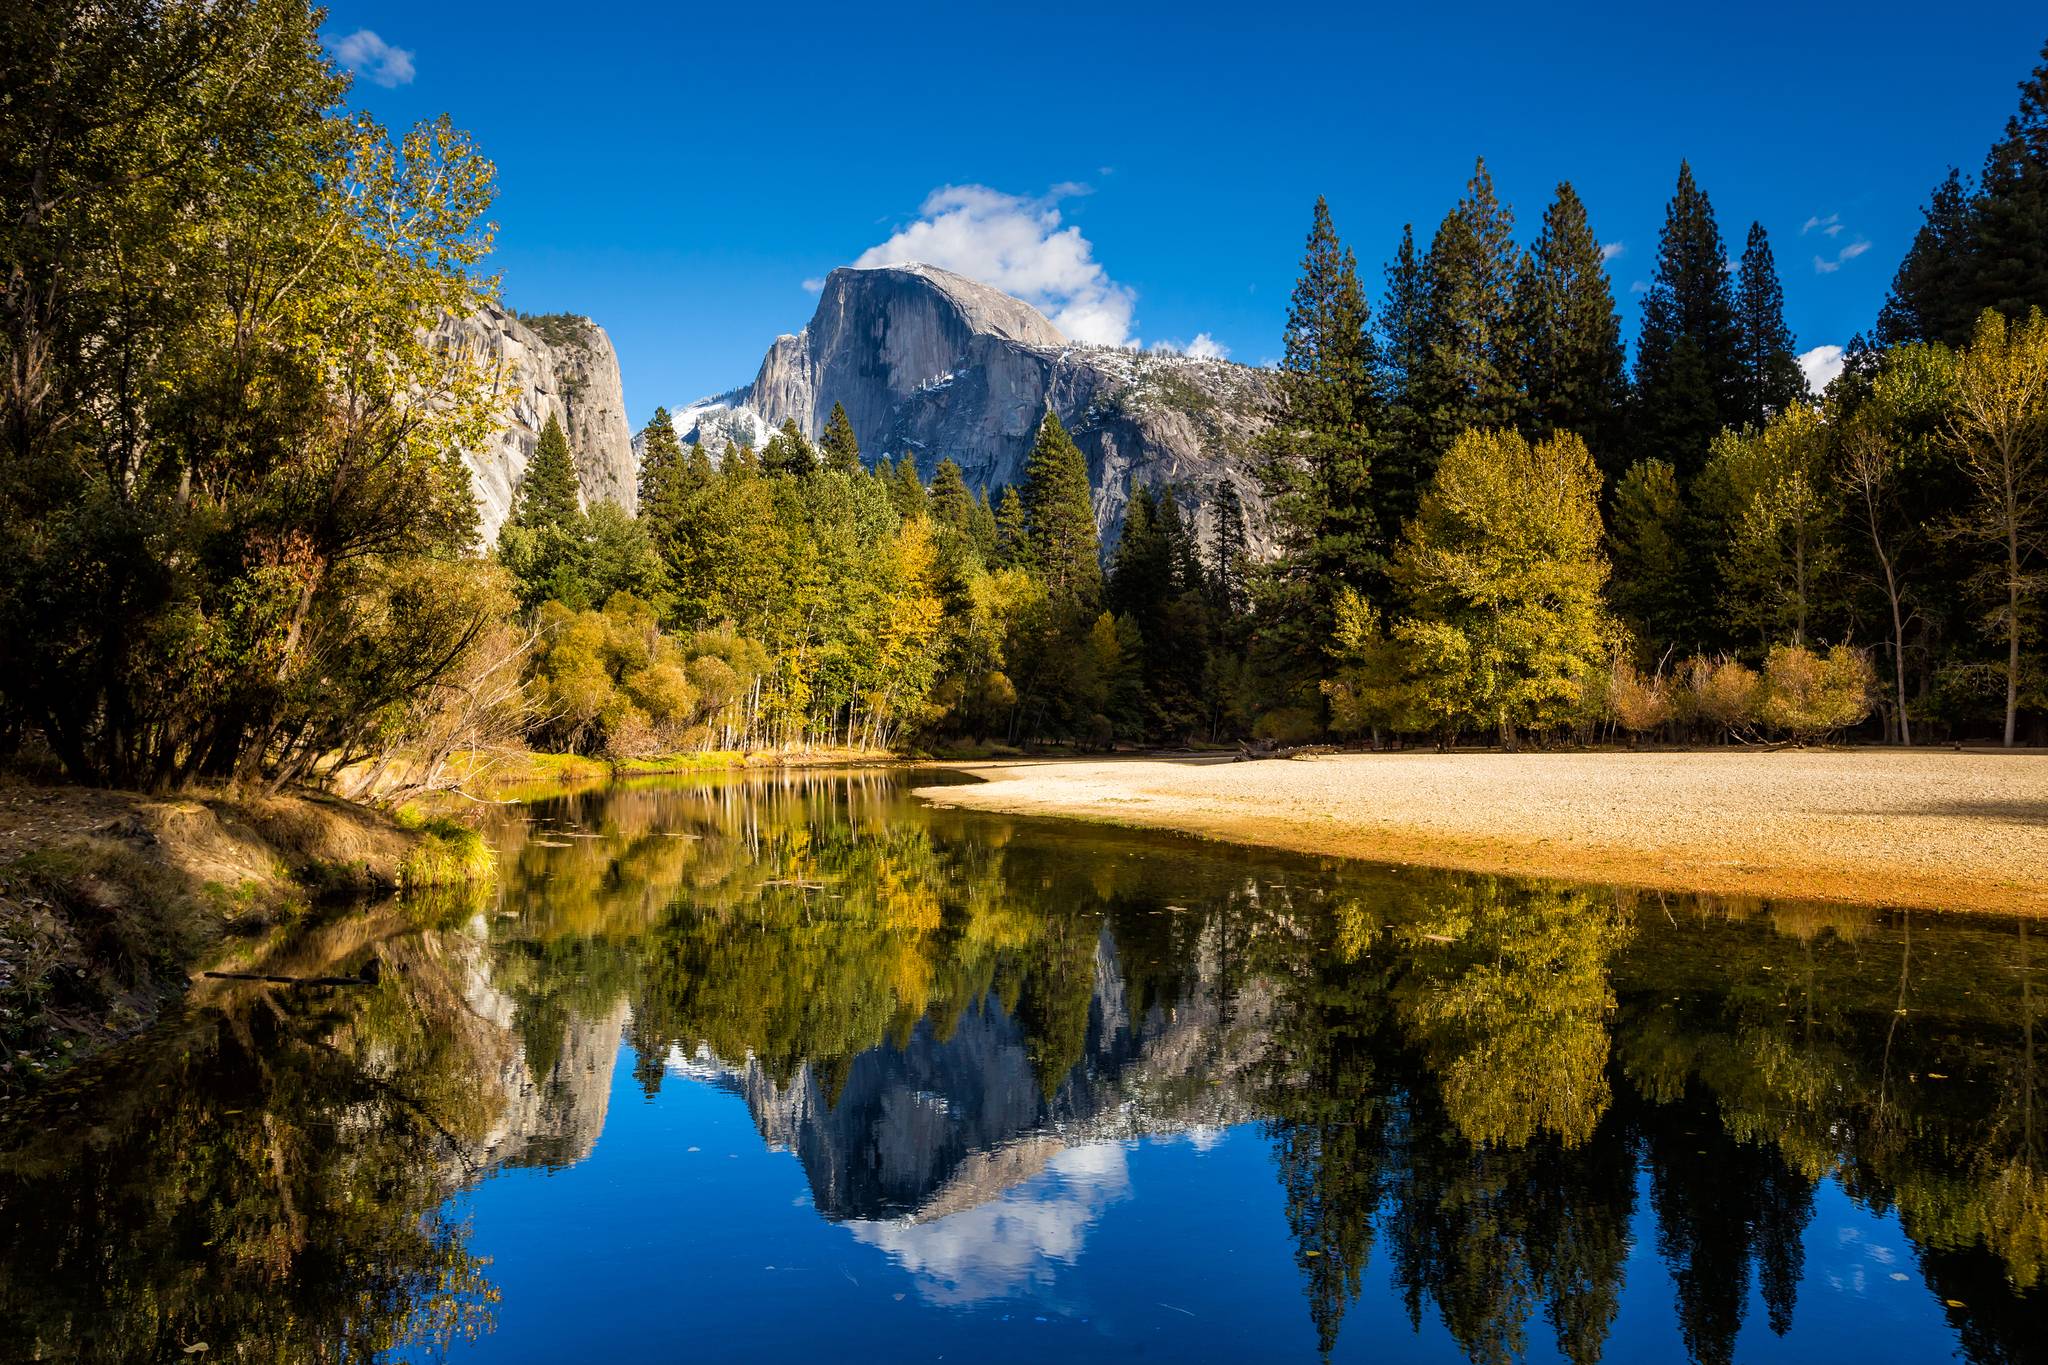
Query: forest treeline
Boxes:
[{"xmin": 2, "ymin": 1, "xmax": 2045, "ymax": 795}]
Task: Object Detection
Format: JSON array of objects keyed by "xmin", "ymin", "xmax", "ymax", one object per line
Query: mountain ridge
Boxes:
[{"xmin": 662, "ymin": 264, "xmax": 1277, "ymax": 553}]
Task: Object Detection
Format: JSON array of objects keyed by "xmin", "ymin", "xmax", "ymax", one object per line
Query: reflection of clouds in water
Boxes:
[{"xmin": 847, "ymin": 1142, "xmax": 1132, "ymax": 1304}]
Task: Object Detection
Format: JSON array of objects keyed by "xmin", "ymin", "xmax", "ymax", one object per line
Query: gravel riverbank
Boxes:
[{"xmin": 916, "ymin": 750, "xmax": 2048, "ymax": 914}]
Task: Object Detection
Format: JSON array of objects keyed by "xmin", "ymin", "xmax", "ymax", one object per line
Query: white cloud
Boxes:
[
  {"xmin": 847, "ymin": 1142, "xmax": 1132, "ymax": 1305},
  {"xmin": 1802, "ymin": 213, "xmax": 1843, "ymax": 238},
  {"xmin": 800, "ymin": 276, "xmax": 825, "ymax": 293},
  {"xmin": 1814, "ymin": 238, "xmax": 1872, "ymax": 274},
  {"xmin": 1151, "ymin": 332, "xmax": 1229, "ymax": 361},
  {"xmin": 1799, "ymin": 344, "xmax": 1846, "ymax": 392},
  {"xmin": 1601, "ymin": 242, "xmax": 1625, "ymax": 263},
  {"xmin": 333, "ymin": 29, "xmax": 415, "ymax": 87},
  {"xmin": 1629, "ymin": 279, "xmax": 1650, "ymax": 294},
  {"xmin": 850, "ymin": 184, "xmax": 1139, "ymax": 346}
]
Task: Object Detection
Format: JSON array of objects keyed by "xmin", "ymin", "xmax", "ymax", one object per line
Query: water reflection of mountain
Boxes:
[
  {"xmin": 669, "ymin": 925, "xmax": 1269, "ymax": 1224},
  {"xmin": 7, "ymin": 772, "xmax": 2046, "ymax": 1365}
]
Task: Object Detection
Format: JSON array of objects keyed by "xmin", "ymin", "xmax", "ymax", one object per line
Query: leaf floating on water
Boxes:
[
  {"xmin": 1945, "ymin": 1299, "xmax": 1967, "ymax": 1308},
  {"xmin": 1421, "ymin": 933, "xmax": 1454, "ymax": 944},
  {"xmin": 182, "ymin": 1347, "xmax": 208, "ymax": 1357},
  {"xmin": 533, "ymin": 839, "xmax": 572, "ymax": 848},
  {"xmin": 1925, "ymin": 1072, "xmax": 1948, "ymax": 1080}
]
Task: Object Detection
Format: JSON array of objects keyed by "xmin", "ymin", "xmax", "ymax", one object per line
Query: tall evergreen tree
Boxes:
[
  {"xmin": 1260, "ymin": 196, "xmax": 1382, "ymax": 668},
  {"xmin": 1206, "ymin": 478, "xmax": 1252, "ymax": 620},
  {"xmin": 1022, "ymin": 411, "xmax": 1101, "ymax": 607},
  {"xmin": 1378, "ymin": 223, "xmax": 1431, "ymax": 491},
  {"xmin": 512, "ymin": 412, "xmax": 583, "ymax": 530},
  {"xmin": 889, "ymin": 451, "xmax": 928, "ymax": 519},
  {"xmin": 928, "ymin": 458, "xmax": 974, "ymax": 533},
  {"xmin": 1413, "ymin": 158, "xmax": 1528, "ymax": 454},
  {"xmin": 992, "ymin": 485, "xmax": 1029, "ymax": 569},
  {"xmin": 1877, "ymin": 170, "xmax": 1978, "ymax": 347},
  {"xmin": 1970, "ymin": 40, "xmax": 2048, "ymax": 327},
  {"xmin": 1633, "ymin": 162, "xmax": 1743, "ymax": 481},
  {"xmin": 1734, "ymin": 223, "xmax": 1806, "ymax": 420},
  {"xmin": 1879, "ymin": 45, "xmax": 2048, "ymax": 348},
  {"xmin": 820, "ymin": 401, "xmax": 863, "ymax": 474},
  {"xmin": 637, "ymin": 406, "xmax": 690, "ymax": 530},
  {"xmin": 762, "ymin": 418, "xmax": 815, "ymax": 477},
  {"xmin": 1518, "ymin": 182, "xmax": 1627, "ymax": 467}
]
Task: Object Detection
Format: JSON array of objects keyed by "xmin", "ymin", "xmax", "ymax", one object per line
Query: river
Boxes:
[{"xmin": 2, "ymin": 770, "xmax": 2043, "ymax": 1362}]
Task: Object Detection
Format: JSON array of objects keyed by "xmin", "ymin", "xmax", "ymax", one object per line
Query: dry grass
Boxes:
[{"xmin": 918, "ymin": 749, "xmax": 2048, "ymax": 915}]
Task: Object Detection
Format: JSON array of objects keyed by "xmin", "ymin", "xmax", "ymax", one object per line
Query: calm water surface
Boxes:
[{"xmin": 3, "ymin": 771, "xmax": 2045, "ymax": 1363}]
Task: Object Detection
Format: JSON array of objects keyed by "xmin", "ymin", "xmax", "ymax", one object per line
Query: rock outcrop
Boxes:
[
  {"xmin": 668, "ymin": 265, "xmax": 1276, "ymax": 554},
  {"xmin": 436, "ymin": 301, "xmax": 638, "ymax": 542}
]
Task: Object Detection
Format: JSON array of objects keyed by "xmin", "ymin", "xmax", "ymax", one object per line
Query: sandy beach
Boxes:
[{"xmin": 916, "ymin": 750, "xmax": 2048, "ymax": 914}]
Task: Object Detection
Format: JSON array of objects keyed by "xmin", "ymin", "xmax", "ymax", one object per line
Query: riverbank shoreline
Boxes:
[
  {"xmin": 0, "ymin": 779, "xmax": 489, "ymax": 1094},
  {"xmin": 914, "ymin": 750, "xmax": 2048, "ymax": 915}
]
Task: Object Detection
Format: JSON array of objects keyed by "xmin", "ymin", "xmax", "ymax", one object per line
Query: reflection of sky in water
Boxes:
[{"xmin": 847, "ymin": 1141, "xmax": 1132, "ymax": 1304}]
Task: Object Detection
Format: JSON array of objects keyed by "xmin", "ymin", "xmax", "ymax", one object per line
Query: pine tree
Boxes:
[
  {"xmin": 821, "ymin": 401, "xmax": 863, "ymax": 474},
  {"xmin": 992, "ymin": 485, "xmax": 1028, "ymax": 569},
  {"xmin": 1260, "ymin": 196, "xmax": 1382, "ymax": 664},
  {"xmin": 1414, "ymin": 158, "xmax": 1527, "ymax": 453},
  {"xmin": 1970, "ymin": 41, "xmax": 2048, "ymax": 329},
  {"xmin": 1734, "ymin": 223, "xmax": 1807, "ymax": 421},
  {"xmin": 1634, "ymin": 162, "xmax": 1743, "ymax": 481},
  {"xmin": 1206, "ymin": 478, "xmax": 1251, "ymax": 620},
  {"xmin": 1378, "ymin": 223, "xmax": 1431, "ymax": 490},
  {"xmin": 889, "ymin": 452, "xmax": 928, "ymax": 519},
  {"xmin": 1518, "ymin": 182, "xmax": 1627, "ymax": 468},
  {"xmin": 512, "ymin": 412, "xmax": 583, "ymax": 530},
  {"xmin": 1877, "ymin": 170, "xmax": 1978, "ymax": 347},
  {"xmin": 762, "ymin": 418, "xmax": 815, "ymax": 477},
  {"xmin": 638, "ymin": 407, "xmax": 690, "ymax": 530},
  {"xmin": 969, "ymin": 486, "xmax": 1000, "ymax": 564},
  {"xmin": 1022, "ymin": 411, "xmax": 1101, "ymax": 607},
  {"xmin": 928, "ymin": 458, "xmax": 974, "ymax": 533}
]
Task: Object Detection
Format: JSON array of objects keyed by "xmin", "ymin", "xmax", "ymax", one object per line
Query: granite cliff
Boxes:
[
  {"xmin": 436, "ymin": 301, "xmax": 638, "ymax": 542},
  {"xmin": 666, "ymin": 265, "xmax": 1276, "ymax": 553}
]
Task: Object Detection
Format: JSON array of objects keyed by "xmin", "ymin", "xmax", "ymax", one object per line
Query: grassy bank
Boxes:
[{"xmin": 0, "ymin": 781, "xmax": 495, "ymax": 1093}]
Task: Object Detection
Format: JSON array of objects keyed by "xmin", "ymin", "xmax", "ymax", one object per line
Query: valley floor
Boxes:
[{"xmin": 915, "ymin": 749, "xmax": 2048, "ymax": 914}]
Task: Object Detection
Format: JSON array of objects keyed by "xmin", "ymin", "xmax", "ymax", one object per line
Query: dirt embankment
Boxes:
[
  {"xmin": 0, "ymin": 781, "xmax": 469, "ymax": 1093},
  {"xmin": 916, "ymin": 750, "xmax": 2048, "ymax": 915}
]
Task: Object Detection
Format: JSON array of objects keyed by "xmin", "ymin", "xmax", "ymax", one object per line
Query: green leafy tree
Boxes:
[
  {"xmin": 0, "ymin": 1, "xmax": 502, "ymax": 788},
  {"xmin": 1387, "ymin": 429, "xmax": 1615, "ymax": 745},
  {"xmin": 1518, "ymin": 182, "xmax": 1628, "ymax": 468},
  {"xmin": 1943, "ymin": 307, "xmax": 2048, "ymax": 747},
  {"xmin": 1701, "ymin": 405, "xmax": 1839, "ymax": 648},
  {"xmin": 820, "ymin": 401, "xmax": 863, "ymax": 474},
  {"xmin": 1608, "ymin": 459, "xmax": 1693, "ymax": 653},
  {"xmin": 1734, "ymin": 223, "xmax": 1807, "ymax": 421}
]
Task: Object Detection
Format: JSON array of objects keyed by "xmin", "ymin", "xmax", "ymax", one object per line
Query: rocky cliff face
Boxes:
[
  {"xmin": 436, "ymin": 301, "xmax": 638, "ymax": 542},
  {"xmin": 669, "ymin": 265, "xmax": 1276, "ymax": 554}
]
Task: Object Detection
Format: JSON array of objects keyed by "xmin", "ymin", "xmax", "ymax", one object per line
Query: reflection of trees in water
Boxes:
[
  {"xmin": 12, "ymin": 773, "xmax": 2044, "ymax": 1364},
  {"xmin": 0, "ymin": 906, "xmax": 503, "ymax": 1362}
]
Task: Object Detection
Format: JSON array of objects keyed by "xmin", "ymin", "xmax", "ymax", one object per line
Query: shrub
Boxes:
[
  {"xmin": 1760, "ymin": 644, "xmax": 1875, "ymax": 742},
  {"xmin": 1680, "ymin": 656, "xmax": 1763, "ymax": 739},
  {"xmin": 1608, "ymin": 661, "xmax": 1674, "ymax": 736}
]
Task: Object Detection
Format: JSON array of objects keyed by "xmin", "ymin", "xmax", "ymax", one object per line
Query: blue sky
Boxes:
[{"xmin": 326, "ymin": 2, "xmax": 2045, "ymax": 426}]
